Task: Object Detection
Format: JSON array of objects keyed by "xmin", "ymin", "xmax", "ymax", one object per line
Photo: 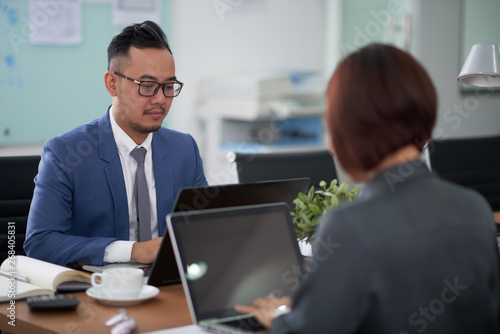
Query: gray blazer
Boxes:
[{"xmin": 273, "ymin": 160, "xmax": 500, "ymax": 333}]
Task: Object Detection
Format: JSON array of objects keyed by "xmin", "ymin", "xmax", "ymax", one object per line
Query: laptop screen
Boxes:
[
  {"xmin": 172, "ymin": 178, "xmax": 311, "ymax": 212},
  {"xmin": 167, "ymin": 203, "xmax": 305, "ymax": 322}
]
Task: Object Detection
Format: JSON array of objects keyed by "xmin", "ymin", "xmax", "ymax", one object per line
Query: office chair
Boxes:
[
  {"xmin": 228, "ymin": 149, "xmax": 338, "ymax": 188},
  {"xmin": 428, "ymin": 135, "xmax": 500, "ymax": 211},
  {"xmin": 0, "ymin": 155, "xmax": 40, "ymax": 263}
]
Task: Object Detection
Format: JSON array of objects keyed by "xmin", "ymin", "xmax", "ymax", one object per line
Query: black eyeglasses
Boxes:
[{"xmin": 113, "ymin": 72, "xmax": 183, "ymax": 97}]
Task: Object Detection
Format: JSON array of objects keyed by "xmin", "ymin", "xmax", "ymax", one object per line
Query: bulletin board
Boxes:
[{"xmin": 0, "ymin": 0, "xmax": 169, "ymax": 146}]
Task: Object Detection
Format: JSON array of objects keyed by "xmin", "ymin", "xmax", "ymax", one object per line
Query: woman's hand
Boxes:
[{"xmin": 234, "ymin": 296, "xmax": 292, "ymax": 329}]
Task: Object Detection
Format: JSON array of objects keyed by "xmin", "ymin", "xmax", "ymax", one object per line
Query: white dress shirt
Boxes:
[{"xmin": 103, "ymin": 107, "xmax": 159, "ymax": 263}]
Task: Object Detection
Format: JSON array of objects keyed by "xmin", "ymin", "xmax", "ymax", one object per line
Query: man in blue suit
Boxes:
[{"xmin": 24, "ymin": 21, "xmax": 207, "ymax": 267}]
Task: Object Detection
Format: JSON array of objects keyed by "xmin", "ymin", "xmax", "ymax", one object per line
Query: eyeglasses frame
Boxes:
[{"xmin": 112, "ymin": 71, "xmax": 184, "ymax": 97}]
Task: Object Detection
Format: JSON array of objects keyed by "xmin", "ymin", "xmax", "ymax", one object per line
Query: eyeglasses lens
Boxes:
[{"xmin": 138, "ymin": 82, "xmax": 182, "ymax": 97}]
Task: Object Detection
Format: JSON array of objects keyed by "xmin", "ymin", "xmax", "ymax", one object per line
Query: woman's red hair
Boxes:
[{"xmin": 325, "ymin": 43, "xmax": 437, "ymax": 174}]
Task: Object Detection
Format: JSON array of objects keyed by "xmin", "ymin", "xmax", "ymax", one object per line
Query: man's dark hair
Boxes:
[{"xmin": 107, "ymin": 20, "xmax": 172, "ymax": 70}]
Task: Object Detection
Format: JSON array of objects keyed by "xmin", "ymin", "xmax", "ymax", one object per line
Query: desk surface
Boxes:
[{"xmin": 0, "ymin": 284, "xmax": 192, "ymax": 334}]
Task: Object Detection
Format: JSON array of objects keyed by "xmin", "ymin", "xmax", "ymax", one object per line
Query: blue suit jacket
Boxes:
[{"xmin": 24, "ymin": 109, "xmax": 207, "ymax": 266}]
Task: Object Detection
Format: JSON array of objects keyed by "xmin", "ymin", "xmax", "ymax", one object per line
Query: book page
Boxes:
[
  {"xmin": 0, "ymin": 256, "xmax": 90, "ymax": 291},
  {"xmin": 0, "ymin": 276, "xmax": 53, "ymax": 302}
]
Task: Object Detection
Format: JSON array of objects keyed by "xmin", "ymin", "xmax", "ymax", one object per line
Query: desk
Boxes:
[
  {"xmin": 495, "ymin": 211, "xmax": 500, "ymax": 224},
  {"xmin": 0, "ymin": 284, "xmax": 192, "ymax": 334}
]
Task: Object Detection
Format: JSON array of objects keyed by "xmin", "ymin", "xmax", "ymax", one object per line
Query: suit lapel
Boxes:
[
  {"xmin": 152, "ymin": 133, "xmax": 173, "ymax": 236},
  {"xmin": 98, "ymin": 109, "xmax": 130, "ymax": 240}
]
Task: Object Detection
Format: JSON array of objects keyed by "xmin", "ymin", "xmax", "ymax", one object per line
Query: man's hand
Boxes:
[
  {"xmin": 234, "ymin": 296, "xmax": 292, "ymax": 329},
  {"xmin": 131, "ymin": 237, "xmax": 163, "ymax": 264}
]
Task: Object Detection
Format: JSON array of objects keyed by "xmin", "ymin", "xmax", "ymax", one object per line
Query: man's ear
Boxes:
[{"xmin": 104, "ymin": 71, "xmax": 117, "ymax": 96}]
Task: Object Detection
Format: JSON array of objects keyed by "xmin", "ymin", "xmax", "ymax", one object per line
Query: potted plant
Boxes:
[{"xmin": 292, "ymin": 179, "xmax": 360, "ymax": 244}]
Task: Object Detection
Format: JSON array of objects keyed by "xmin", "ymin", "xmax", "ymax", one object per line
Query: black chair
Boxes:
[
  {"xmin": 0, "ymin": 155, "xmax": 40, "ymax": 263},
  {"xmin": 428, "ymin": 135, "xmax": 500, "ymax": 211},
  {"xmin": 228, "ymin": 149, "xmax": 337, "ymax": 188}
]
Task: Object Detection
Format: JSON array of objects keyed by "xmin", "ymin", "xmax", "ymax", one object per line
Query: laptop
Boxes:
[
  {"xmin": 172, "ymin": 177, "xmax": 311, "ymax": 212},
  {"xmin": 167, "ymin": 203, "xmax": 305, "ymax": 333},
  {"xmin": 83, "ymin": 178, "xmax": 309, "ymax": 287}
]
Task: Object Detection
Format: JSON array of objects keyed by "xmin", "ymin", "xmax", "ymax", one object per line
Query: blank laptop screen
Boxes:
[
  {"xmin": 172, "ymin": 177, "xmax": 310, "ymax": 212},
  {"xmin": 168, "ymin": 203, "xmax": 304, "ymax": 321}
]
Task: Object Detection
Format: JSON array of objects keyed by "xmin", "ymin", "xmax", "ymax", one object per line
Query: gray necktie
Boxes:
[{"xmin": 130, "ymin": 147, "xmax": 152, "ymax": 241}]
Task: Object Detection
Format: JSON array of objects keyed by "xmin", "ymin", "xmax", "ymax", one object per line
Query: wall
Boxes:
[
  {"xmin": 460, "ymin": 0, "xmax": 500, "ymax": 74},
  {"xmin": 0, "ymin": 0, "xmax": 170, "ymax": 153},
  {"xmin": 324, "ymin": 0, "xmax": 342, "ymax": 80}
]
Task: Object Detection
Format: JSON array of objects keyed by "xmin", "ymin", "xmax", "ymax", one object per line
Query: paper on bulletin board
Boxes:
[
  {"xmin": 28, "ymin": 0, "xmax": 82, "ymax": 45},
  {"xmin": 112, "ymin": 0, "xmax": 161, "ymax": 35}
]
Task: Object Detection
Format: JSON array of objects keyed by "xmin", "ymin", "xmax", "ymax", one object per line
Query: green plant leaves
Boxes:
[
  {"xmin": 292, "ymin": 179, "xmax": 359, "ymax": 243},
  {"xmin": 308, "ymin": 204, "xmax": 322, "ymax": 214}
]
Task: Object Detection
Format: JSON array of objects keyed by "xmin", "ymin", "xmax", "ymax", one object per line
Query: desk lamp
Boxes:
[{"xmin": 457, "ymin": 43, "xmax": 500, "ymax": 87}]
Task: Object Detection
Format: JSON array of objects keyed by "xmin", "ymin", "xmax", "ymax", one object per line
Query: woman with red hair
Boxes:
[{"xmin": 236, "ymin": 44, "xmax": 500, "ymax": 334}]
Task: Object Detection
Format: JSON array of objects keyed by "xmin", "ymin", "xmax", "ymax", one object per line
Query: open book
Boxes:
[{"xmin": 0, "ymin": 255, "xmax": 91, "ymax": 302}]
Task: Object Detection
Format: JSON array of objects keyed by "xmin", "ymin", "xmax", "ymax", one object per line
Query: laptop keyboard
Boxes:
[
  {"xmin": 219, "ymin": 316, "xmax": 266, "ymax": 332},
  {"xmin": 137, "ymin": 264, "xmax": 152, "ymax": 277}
]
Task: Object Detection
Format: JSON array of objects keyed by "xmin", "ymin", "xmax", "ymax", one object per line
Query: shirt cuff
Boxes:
[{"xmin": 103, "ymin": 240, "xmax": 135, "ymax": 263}]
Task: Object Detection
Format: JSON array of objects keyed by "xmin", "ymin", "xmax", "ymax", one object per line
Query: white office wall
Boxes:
[
  {"xmin": 324, "ymin": 0, "xmax": 343, "ymax": 80},
  {"xmin": 411, "ymin": 0, "xmax": 500, "ymax": 139},
  {"xmin": 167, "ymin": 0, "xmax": 326, "ymax": 143}
]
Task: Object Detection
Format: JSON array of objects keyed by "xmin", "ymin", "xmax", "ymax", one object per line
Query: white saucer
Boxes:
[{"xmin": 86, "ymin": 285, "xmax": 159, "ymax": 306}]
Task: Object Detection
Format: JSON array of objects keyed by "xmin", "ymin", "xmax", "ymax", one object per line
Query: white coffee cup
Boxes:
[{"xmin": 91, "ymin": 268, "xmax": 144, "ymax": 299}]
